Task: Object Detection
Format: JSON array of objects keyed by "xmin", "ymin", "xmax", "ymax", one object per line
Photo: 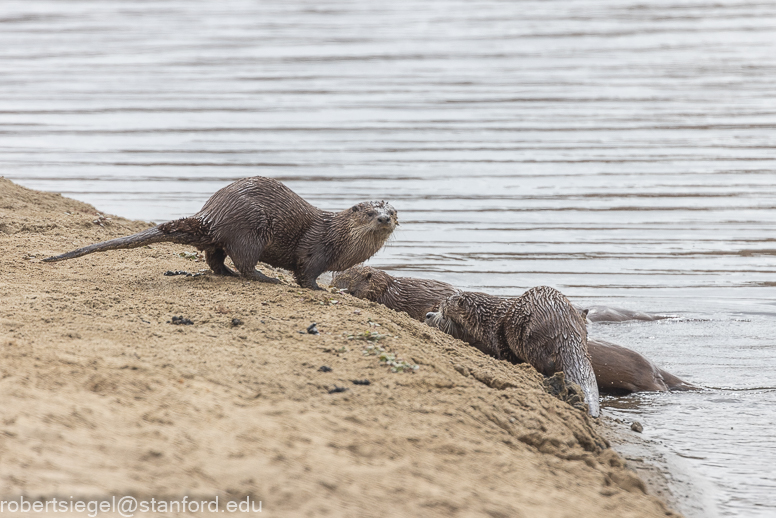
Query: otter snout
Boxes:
[{"xmin": 425, "ymin": 311, "xmax": 446, "ymax": 332}]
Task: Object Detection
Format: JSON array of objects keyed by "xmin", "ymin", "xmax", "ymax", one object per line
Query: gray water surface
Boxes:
[{"xmin": 2, "ymin": 1, "xmax": 775, "ymax": 516}]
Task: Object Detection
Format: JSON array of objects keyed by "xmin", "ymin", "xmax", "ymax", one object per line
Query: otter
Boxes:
[
  {"xmin": 335, "ymin": 267, "xmax": 689, "ymax": 397},
  {"xmin": 426, "ymin": 287, "xmax": 600, "ymax": 417},
  {"xmin": 332, "ymin": 266, "xmax": 458, "ymax": 321},
  {"xmin": 44, "ymin": 176, "xmax": 398, "ymax": 290},
  {"xmin": 587, "ymin": 338, "xmax": 695, "ymax": 394},
  {"xmin": 580, "ymin": 306, "xmax": 670, "ymax": 323}
]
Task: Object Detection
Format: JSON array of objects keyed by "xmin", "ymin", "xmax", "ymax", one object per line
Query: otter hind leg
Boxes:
[{"xmin": 206, "ymin": 248, "xmax": 238, "ymax": 277}]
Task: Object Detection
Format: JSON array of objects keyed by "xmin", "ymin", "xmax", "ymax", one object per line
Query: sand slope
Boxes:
[{"xmin": 0, "ymin": 178, "xmax": 678, "ymax": 517}]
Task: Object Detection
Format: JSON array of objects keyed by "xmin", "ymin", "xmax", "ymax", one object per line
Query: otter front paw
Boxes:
[{"xmin": 245, "ymin": 270, "xmax": 281, "ymax": 284}]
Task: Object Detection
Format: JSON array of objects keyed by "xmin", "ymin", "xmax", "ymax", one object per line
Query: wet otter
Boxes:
[
  {"xmin": 332, "ymin": 266, "xmax": 458, "ymax": 321},
  {"xmin": 587, "ymin": 339, "xmax": 695, "ymax": 394},
  {"xmin": 426, "ymin": 287, "xmax": 600, "ymax": 417},
  {"xmin": 44, "ymin": 176, "xmax": 398, "ymax": 290},
  {"xmin": 335, "ymin": 267, "xmax": 689, "ymax": 397},
  {"xmin": 581, "ymin": 306, "xmax": 671, "ymax": 323}
]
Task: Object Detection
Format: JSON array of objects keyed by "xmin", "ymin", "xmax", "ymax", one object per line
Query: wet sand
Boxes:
[
  {"xmin": 0, "ymin": 178, "xmax": 682, "ymax": 516},
  {"xmin": 595, "ymin": 417, "xmax": 718, "ymax": 518}
]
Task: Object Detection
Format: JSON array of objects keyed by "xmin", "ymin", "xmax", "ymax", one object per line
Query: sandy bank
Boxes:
[{"xmin": 0, "ymin": 178, "xmax": 679, "ymax": 517}]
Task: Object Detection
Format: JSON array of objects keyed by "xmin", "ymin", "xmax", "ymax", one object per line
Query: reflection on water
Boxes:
[{"xmin": 2, "ymin": 1, "xmax": 776, "ymax": 516}]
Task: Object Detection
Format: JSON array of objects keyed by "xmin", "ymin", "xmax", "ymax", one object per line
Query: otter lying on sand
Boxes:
[
  {"xmin": 333, "ymin": 266, "xmax": 458, "ymax": 321},
  {"xmin": 335, "ymin": 266, "xmax": 669, "ymax": 324},
  {"xmin": 426, "ymin": 288, "xmax": 600, "ymax": 417},
  {"xmin": 44, "ymin": 177, "xmax": 397, "ymax": 290},
  {"xmin": 336, "ymin": 266, "xmax": 692, "ymax": 396},
  {"xmin": 587, "ymin": 339, "xmax": 695, "ymax": 394}
]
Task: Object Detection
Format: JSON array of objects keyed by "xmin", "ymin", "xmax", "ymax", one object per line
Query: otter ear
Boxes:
[
  {"xmin": 581, "ymin": 308, "xmax": 589, "ymax": 318},
  {"xmin": 366, "ymin": 273, "xmax": 372, "ymax": 279}
]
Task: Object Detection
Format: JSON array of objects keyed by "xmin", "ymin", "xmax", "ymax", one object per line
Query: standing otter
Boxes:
[
  {"xmin": 426, "ymin": 287, "xmax": 600, "ymax": 417},
  {"xmin": 44, "ymin": 176, "xmax": 398, "ymax": 290},
  {"xmin": 332, "ymin": 266, "xmax": 458, "ymax": 321},
  {"xmin": 587, "ymin": 339, "xmax": 695, "ymax": 394}
]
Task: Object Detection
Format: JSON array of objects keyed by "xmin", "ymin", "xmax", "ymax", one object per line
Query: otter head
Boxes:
[
  {"xmin": 330, "ymin": 201, "xmax": 398, "ymax": 271},
  {"xmin": 425, "ymin": 292, "xmax": 488, "ymax": 347},
  {"xmin": 348, "ymin": 201, "xmax": 398, "ymax": 238},
  {"xmin": 332, "ymin": 266, "xmax": 390, "ymax": 301}
]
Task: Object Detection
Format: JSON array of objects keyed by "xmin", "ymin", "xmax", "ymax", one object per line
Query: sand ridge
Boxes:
[{"xmin": 0, "ymin": 178, "xmax": 679, "ymax": 517}]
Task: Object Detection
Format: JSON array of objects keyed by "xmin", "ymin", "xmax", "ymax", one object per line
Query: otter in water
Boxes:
[
  {"xmin": 587, "ymin": 338, "xmax": 695, "ymax": 394},
  {"xmin": 44, "ymin": 176, "xmax": 398, "ymax": 290},
  {"xmin": 426, "ymin": 287, "xmax": 600, "ymax": 417},
  {"xmin": 332, "ymin": 266, "xmax": 458, "ymax": 321},
  {"xmin": 335, "ymin": 267, "xmax": 689, "ymax": 397},
  {"xmin": 581, "ymin": 306, "xmax": 670, "ymax": 323}
]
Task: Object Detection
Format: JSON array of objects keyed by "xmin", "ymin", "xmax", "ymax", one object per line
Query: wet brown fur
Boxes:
[
  {"xmin": 581, "ymin": 306, "xmax": 670, "ymax": 323},
  {"xmin": 587, "ymin": 339, "xmax": 695, "ymax": 394},
  {"xmin": 44, "ymin": 177, "xmax": 398, "ymax": 290},
  {"xmin": 334, "ymin": 267, "xmax": 692, "ymax": 396},
  {"xmin": 426, "ymin": 287, "xmax": 600, "ymax": 417},
  {"xmin": 333, "ymin": 266, "xmax": 458, "ymax": 321}
]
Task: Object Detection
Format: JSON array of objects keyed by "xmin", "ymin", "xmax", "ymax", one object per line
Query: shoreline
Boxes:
[
  {"xmin": 1, "ymin": 177, "xmax": 681, "ymax": 517},
  {"xmin": 596, "ymin": 417, "xmax": 717, "ymax": 518}
]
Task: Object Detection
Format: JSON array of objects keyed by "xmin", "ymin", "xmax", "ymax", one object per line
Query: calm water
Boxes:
[{"xmin": 2, "ymin": 1, "xmax": 775, "ymax": 516}]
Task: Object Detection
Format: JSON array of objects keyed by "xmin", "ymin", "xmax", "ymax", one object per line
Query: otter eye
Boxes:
[
  {"xmin": 352, "ymin": 206, "xmax": 359, "ymax": 213},
  {"xmin": 366, "ymin": 273, "xmax": 372, "ymax": 279},
  {"xmin": 367, "ymin": 211, "xmax": 376, "ymax": 217},
  {"xmin": 388, "ymin": 210, "xmax": 395, "ymax": 216}
]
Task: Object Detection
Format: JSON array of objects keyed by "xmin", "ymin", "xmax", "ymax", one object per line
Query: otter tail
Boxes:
[
  {"xmin": 659, "ymin": 369, "xmax": 698, "ymax": 391},
  {"xmin": 43, "ymin": 218, "xmax": 204, "ymax": 263}
]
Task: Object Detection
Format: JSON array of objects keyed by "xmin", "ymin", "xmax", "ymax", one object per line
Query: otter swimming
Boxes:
[
  {"xmin": 587, "ymin": 339, "xmax": 695, "ymax": 394},
  {"xmin": 426, "ymin": 287, "xmax": 600, "ymax": 417},
  {"xmin": 582, "ymin": 306, "xmax": 671, "ymax": 323},
  {"xmin": 332, "ymin": 266, "xmax": 458, "ymax": 321},
  {"xmin": 44, "ymin": 176, "xmax": 398, "ymax": 290}
]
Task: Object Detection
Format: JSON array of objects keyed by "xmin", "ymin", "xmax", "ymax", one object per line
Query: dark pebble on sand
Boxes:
[
  {"xmin": 319, "ymin": 366, "xmax": 332, "ymax": 372},
  {"xmin": 231, "ymin": 318, "xmax": 244, "ymax": 327},
  {"xmin": 164, "ymin": 270, "xmax": 204, "ymax": 278},
  {"xmin": 328, "ymin": 386, "xmax": 348, "ymax": 394},
  {"xmin": 631, "ymin": 421, "xmax": 643, "ymax": 433},
  {"xmin": 351, "ymin": 379, "xmax": 371, "ymax": 386},
  {"xmin": 307, "ymin": 323, "xmax": 319, "ymax": 335},
  {"xmin": 169, "ymin": 316, "xmax": 193, "ymax": 326}
]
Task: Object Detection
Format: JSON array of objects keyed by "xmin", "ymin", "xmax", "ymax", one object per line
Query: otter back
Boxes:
[
  {"xmin": 426, "ymin": 287, "xmax": 600, "ymax": 417},
  {"xmin": 333, "ymin": 266, "xmax": 458, "ymax": 321}
]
